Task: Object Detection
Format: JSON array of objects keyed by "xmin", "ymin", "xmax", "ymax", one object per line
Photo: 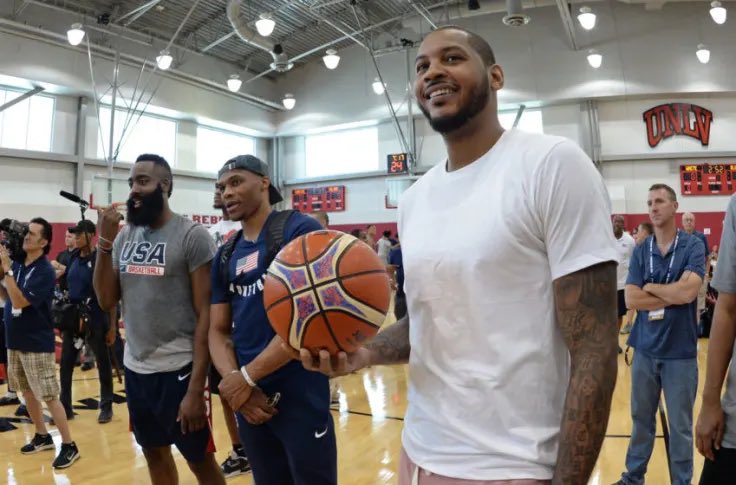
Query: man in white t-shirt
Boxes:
[
  {"xmin": 613, "ymin": 215, "xmax": 636, "ymax": 350},
  {"xmin": 298, "ymin": 26, "xmax": 619, "ymax": 485},
  {"xmin": 376, "ymin": 230, "xmax": 393, "ymax": 265},
  {"xmin": 208, "ymin": 188, "xmax": 240, "ymax": 249}
]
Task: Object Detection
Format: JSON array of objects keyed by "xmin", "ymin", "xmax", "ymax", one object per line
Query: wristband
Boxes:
[
  {"xmin": 98, "ymin": 245, "xmax": 113, "ymax": 255},
  {"xmin": 99, "ymin": 236, "xmax": 114, "ymax": 246},
  {"xmin": 240, "ymin": 366, "xmax": 257, "ymax": 387}
]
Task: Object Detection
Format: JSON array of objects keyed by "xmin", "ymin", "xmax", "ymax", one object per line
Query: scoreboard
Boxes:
[
  {"xmin": 291, "ymin": 185, "xmax": 346, "ymax": 213},
  {"xmin": 680, "ymin": 164, "xmax": 736, "ymax": 196}
]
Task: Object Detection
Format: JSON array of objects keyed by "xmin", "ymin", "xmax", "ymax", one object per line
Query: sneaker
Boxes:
[
  {"xmin": 0, "ymin": 394, "xmax": 20, "ymax": 406},
  {"xmin": 98, "ymin": 408, "xmax": 113, "ymax": 424},
  {"xmin": 220, "ymin": 451, "xmax": 251, "ymax": 478},
  {"xmin": 52, "ymin": 442, "xmax": 80, "ymax": 469},
  {"xmin": 20, "ymin": 433, "xmax": 55, "ymax": 454},
  {"xmin": 81, "ymin": 362, "xmax": 94, "ymax": 371},
  {"xmin": 15, "ymin": 404, "xmax": 28, "ymax": 417},
  {"xmin": 620, "ymin": 323, "xmax": 632, "ymax": 335}
]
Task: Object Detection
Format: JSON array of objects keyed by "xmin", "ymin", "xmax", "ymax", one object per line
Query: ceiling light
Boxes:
[
  {"xmin": 710, "ymin": 1, "xmax": 727, "ymax": 24},
  {"xmin": 372, "ymin": 78, "xmax": 386, "ymax": 95},
  {"xmin": 67, "ymin": 23, "xmax": 85, "ymax": 46},
  {"xmin": 255, "ymin": 14, "xmax": 275, "ymax": 37},
  {"xmin": 587, "ymin": 49, "xmax": 602, "ymax": 68},
  {"xmin": 227, "ymin": 75, "xmax": 242, "ymax": 92},
  {"xmin": 156, "ymin": 49, "xmax": 173, "ymax": 70},
  {"xmin": 282, "ymin": 93, "xmax": 295, "ymax": 110},
  {"xmin": 696, "ymin": 44, "xmax": 711, "ymax": 64},
  {"xmin": 323, "ymin": 49, "xmax": 340, "ymax": 70},
  {"xmin": 577, "ymin": 6, "xmax": 596, "ymax": 30}
]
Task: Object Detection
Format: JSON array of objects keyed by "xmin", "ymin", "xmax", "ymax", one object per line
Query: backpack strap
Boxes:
[
  {"xmin": 264, "ymin": 210, "xmax": 295, "ymax": 268},
  {"xmin": 219, "ymin": 229, "xmax": 243, "ymax": 291}
]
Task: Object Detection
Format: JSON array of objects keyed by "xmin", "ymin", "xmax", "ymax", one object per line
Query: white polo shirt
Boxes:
[
  {"xmin": 398, "ymin": 129, "xmax": 618, "ymax": 480},
  {"xmin": 615, "ymin": 232, "xmax": 636, "ymax": 290}
]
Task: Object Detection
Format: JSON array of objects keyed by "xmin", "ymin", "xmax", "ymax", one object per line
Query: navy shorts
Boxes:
[
  {"xmin": 125, "ymin": 363, "xmax": 215, "ymax": 462},
  {"xmin": 236, "ymin": 365, "xmax": 337, "ymax": 485},
  {"xmin": 617, "ymin": 289, "xmax": 627, "ymax": 317}
]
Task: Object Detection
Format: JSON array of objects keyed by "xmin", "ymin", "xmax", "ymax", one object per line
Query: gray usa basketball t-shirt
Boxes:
[
  {"xmin": 113, "ymin": 214, "xmax": 216, "ymax": 374},
  {"xmin": 710, "ymin": 194, "xmax": 736, "ymax": 449}
]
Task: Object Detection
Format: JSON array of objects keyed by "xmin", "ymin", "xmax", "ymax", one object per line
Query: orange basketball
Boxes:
[{"xmin": 263, "ymin": 230, "xmax": 391, "ymax": 355}]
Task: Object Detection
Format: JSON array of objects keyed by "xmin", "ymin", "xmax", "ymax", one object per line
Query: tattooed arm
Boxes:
[
  {"xmin": 299, "ymin": 315, "xmax": 410, "ymax": 376},
  {"xmin": 551, "ymin": 261, "xmax": 619, "ymax": 485}
]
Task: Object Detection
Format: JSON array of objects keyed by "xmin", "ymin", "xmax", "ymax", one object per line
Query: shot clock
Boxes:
[{"xmin": 387, "ymin": 153, "xmax": 409, "ymax": 174}]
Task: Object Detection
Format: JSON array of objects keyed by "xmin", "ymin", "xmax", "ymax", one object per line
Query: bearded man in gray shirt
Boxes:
[{"xmin": 94, "ymin": 154, "xmax": 225, "ymax": 485}]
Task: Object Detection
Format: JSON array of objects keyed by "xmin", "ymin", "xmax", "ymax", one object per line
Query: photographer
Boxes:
[
  {"xmin": 0, "ymin": 218, "xmax": 79, "ymax": 469},
  {"xmin": 57, "ymin": 220, "xmax": 115, "ymax": 424}
]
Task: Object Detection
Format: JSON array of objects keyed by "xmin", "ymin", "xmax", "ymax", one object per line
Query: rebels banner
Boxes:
[{"xmin": 643, "ymin": 103, "xmax": 713, "ymax": 148}]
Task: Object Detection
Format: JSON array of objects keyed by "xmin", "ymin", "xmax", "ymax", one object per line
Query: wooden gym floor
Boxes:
[{"xmin": 0, "ymin": 327, "xmax": 708, "ymax": 484}]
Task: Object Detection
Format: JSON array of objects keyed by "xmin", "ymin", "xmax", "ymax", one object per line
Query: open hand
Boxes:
[
  {"xmin": 696, "ymin": 399, "xmax": 725, "ymax": 461},
  {"xmin": 285, "ymin": 345, "xmax": 372, "ymax": 378}
]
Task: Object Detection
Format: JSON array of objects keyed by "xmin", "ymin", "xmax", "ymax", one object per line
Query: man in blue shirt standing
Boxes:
[
  {"xmin": 0, "ymin": 218, "xmax": 80, "ymax": 469},
  {"xmin": 616, "ymin": 184, "xmax": 705, "ymax": 485},
  {"xmin": 209, "ymin": 155, "xmax": 336, "ymax": 484}
]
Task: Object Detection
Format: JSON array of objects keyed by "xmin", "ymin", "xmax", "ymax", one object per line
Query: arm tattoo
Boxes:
[
  {"xmin": 552, "ymin": 262, "xmax": 618, "ymax": 485},
  {"xmin": 364, "ymin": 316, "xmax": 411, "ymax": 365}
]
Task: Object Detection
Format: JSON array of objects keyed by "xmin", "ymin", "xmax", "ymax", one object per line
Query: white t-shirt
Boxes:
[
  {"xmin": 615, "ymin": 232, "xmax": 636, "ymax": 290},
  {"xmin": 377, "ymin": 237, "xmax": 392, "ymax": 264},
  {"xmin": 208, "ymin": 220, "xmax": 241, "ymax": 248},
  {"xmin": 398, "ymin": 129, "xmax": 618, "ymax": 480}
]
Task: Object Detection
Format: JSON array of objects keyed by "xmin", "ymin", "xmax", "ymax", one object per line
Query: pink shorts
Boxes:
[{"xmin": 398, "ymin": 447, "xmax": 551, "ymax": 485}]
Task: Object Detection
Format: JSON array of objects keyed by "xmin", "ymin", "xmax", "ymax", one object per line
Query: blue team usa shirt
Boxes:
[
  {"xmin": 626, "ymin": 231, "xmax": 705, "ymax": 359},
  {"xmin": 211, "ymin": 211, "xmax": 323, "ymax": 384},
  {"xmin": 4, "ymin": 257, "xmax": 56, "ymax": 353}
]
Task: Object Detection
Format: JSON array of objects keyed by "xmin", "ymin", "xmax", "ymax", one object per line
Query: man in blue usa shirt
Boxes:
[{"xmin": 208, "ymin": 155, "xmax": 336, "ymax": 485}]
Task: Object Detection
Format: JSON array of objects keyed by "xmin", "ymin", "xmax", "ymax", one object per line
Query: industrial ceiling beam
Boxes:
[
  {"xmin": 116, "ymin": 0, "xmax": 162, "ymax": 27},
  {"xmin": 0, "ymin": 86, "xmax": 45, "ymax": 113},
  {"xmin": 554, "ymin": 0, "xmax": 579, "ymax": 50}
]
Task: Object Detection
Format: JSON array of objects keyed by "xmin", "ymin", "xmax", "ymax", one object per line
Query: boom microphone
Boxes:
[{"xmin": 59, "ymin": 190, "xmax": 89, "ymax": 208}]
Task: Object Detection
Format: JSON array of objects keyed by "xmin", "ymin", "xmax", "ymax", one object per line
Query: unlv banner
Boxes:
[{"xmin": 642, "ymin": 103, "xmax": 713, "ymax": 148}]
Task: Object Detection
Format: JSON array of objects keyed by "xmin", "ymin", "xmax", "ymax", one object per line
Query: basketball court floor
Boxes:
[{"xmin": 0, "ymin": 325, "xmax": 709, "ymax": 484}]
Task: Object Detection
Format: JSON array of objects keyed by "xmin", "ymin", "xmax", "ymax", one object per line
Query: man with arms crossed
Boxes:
[
  {"xmin": 617, "ymin": 184, "xmax": 704, "ymax": 485},
  {"xmin": 695, "ymin": 195, "xmax": 736, "ymax": 484},
  {"xmin": 300, "ymin": 26, "xmax": 619, "ymax": 485},
  {"xmin": 95, "ymin": 154, "xmax": 225, "ymax": 485}
]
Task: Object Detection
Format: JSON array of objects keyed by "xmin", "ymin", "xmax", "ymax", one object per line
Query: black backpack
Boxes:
[{"xmin": 219, "ymin": 210, "xmax": 295, "ymax": 291}]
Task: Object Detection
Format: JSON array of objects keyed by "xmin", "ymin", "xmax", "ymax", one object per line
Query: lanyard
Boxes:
[{"xmin": 649, "ymin": 231, "xmax": 679, "ymax": 284}]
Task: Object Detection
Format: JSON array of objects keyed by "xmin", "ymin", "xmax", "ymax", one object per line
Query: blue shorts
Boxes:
[
  {"xmin": 237, "ymin": 368, "xmax": 337, "ymax": 485},
  {"xmin": 125, "ymin": 363, "xmax": 215, "ymax": 462}
]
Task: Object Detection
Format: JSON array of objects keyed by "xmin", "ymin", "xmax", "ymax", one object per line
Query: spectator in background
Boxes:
[
  {"xmin": 682, "ymin": 212, "xmax": 710, "ymax": 257},
  {"xmin": 208, "ymin": 185, "xmax": 240, "ymax": 249},
  {"xmin": 377, "ymin": 230, "xmax": 393, "ymax": 265},
  {"xmin": 364, "ymin": 224, "xmax": 377, "ymax": 250},
  {"xmin": 613, "ymin": 215, "xmax": 636, "ymax": 352},
  {"xmin": 617, "ymin": 184, "xmax": 705, "ymax": 485},
  {"xmin": 622, "ymin": 222, "xmax": 654, "ymax": 335},
  {"xmin": 695, "ymin": 196, "xmax": 736, "ymax": 484},
  {"xmin": 311, "ymin": 211, "xmax": 329, "ymax": 229},
  {"xmin": 387, "ymin": 238, "xmax": 405, "ymax": 321},
  {"xmin": 52, "ymin": 229, "xmax": 76, "ymax": 289}
]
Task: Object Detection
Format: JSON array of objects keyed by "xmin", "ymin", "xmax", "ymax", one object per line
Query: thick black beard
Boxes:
[
  {"xmin": 419, "ymin": 80, "xmax": 490, "ymax": 134},
  {"xmin": 127, "ymin": 184, "xmax": 165, "ymax": 227}
]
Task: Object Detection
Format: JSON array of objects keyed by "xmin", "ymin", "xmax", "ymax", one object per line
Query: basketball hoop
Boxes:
[{"xmin": 385, "ymin": 177, "xmax": 419, "ymax": 209}]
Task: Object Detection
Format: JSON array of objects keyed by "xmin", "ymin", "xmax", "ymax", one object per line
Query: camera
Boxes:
[{"xmin": 0, "ymin": 218, "xmax": 28, "ymax": 262}]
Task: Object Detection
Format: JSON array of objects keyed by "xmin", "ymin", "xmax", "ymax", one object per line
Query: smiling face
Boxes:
[
  {"xmin": 217, "ymin": 169, "xmax": 270, "ymax": 222},
  {"xmin": 414, "ymin": 28, "xmax": 502, "ymax": 135}
]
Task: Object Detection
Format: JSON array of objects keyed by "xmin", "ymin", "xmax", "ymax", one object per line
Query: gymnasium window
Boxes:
[
  {"xmin": 97, "ymin": 107, "xmax": 177, "ymax": 165},
  {"xmin": 0, "ymin": 88, "xmax": 55, "ymax": 152},
  {"xmin": 499, "ymin": 109, "xmax": 544, "ymax": 133},
  {"xmin": 196, "ymin": 126, "xmax": 256, "ymax": 173},
  {"xmin": 305, "ymin": 127, "xmax": 379, "ymax": 178}
]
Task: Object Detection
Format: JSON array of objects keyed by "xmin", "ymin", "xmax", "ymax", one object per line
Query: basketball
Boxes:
[{"xmin": 263, "ymin": 230, "xmax": 391, "ymax": 355}]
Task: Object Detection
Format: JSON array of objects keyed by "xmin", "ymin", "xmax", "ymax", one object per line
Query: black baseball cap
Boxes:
[
  {"xmin": 218, "ymin": 155, "xmax": 283, "ymax": 205},
  {"xmin": 68, "ymin": 220, "xmax": 96, "ymax": 235}
]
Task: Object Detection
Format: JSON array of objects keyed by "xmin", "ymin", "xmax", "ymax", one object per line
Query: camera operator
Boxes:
[
  {"xmin": 0, "ymin": 218, "xmax": 80, "ymax": 469},
  {"xmin": 57, "ymin": 220, "xmax": 115, "ymax": 424}
]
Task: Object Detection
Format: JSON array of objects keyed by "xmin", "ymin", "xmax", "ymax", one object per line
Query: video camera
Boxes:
[{"xmin": 0, "ymin": 218, "xmax": 28, "ymax": 262}]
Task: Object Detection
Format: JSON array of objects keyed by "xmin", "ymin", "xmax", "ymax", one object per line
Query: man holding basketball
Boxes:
[
  {"xmin": 300, "ymin": 26, "xmax": 619, "ymax": 485},
  {"xmin": 208, "ymin": 155, "xmax": 336, "ymax": 484}
]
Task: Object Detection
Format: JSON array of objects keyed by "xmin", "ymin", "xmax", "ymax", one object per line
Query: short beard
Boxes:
[
  {"xmin": 420, "ymin": 80, "xmax": 490, "ymax": 134},
  {"xmin": 127, "ymin": 184, "xmax": 165, "ymax": 227}
]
